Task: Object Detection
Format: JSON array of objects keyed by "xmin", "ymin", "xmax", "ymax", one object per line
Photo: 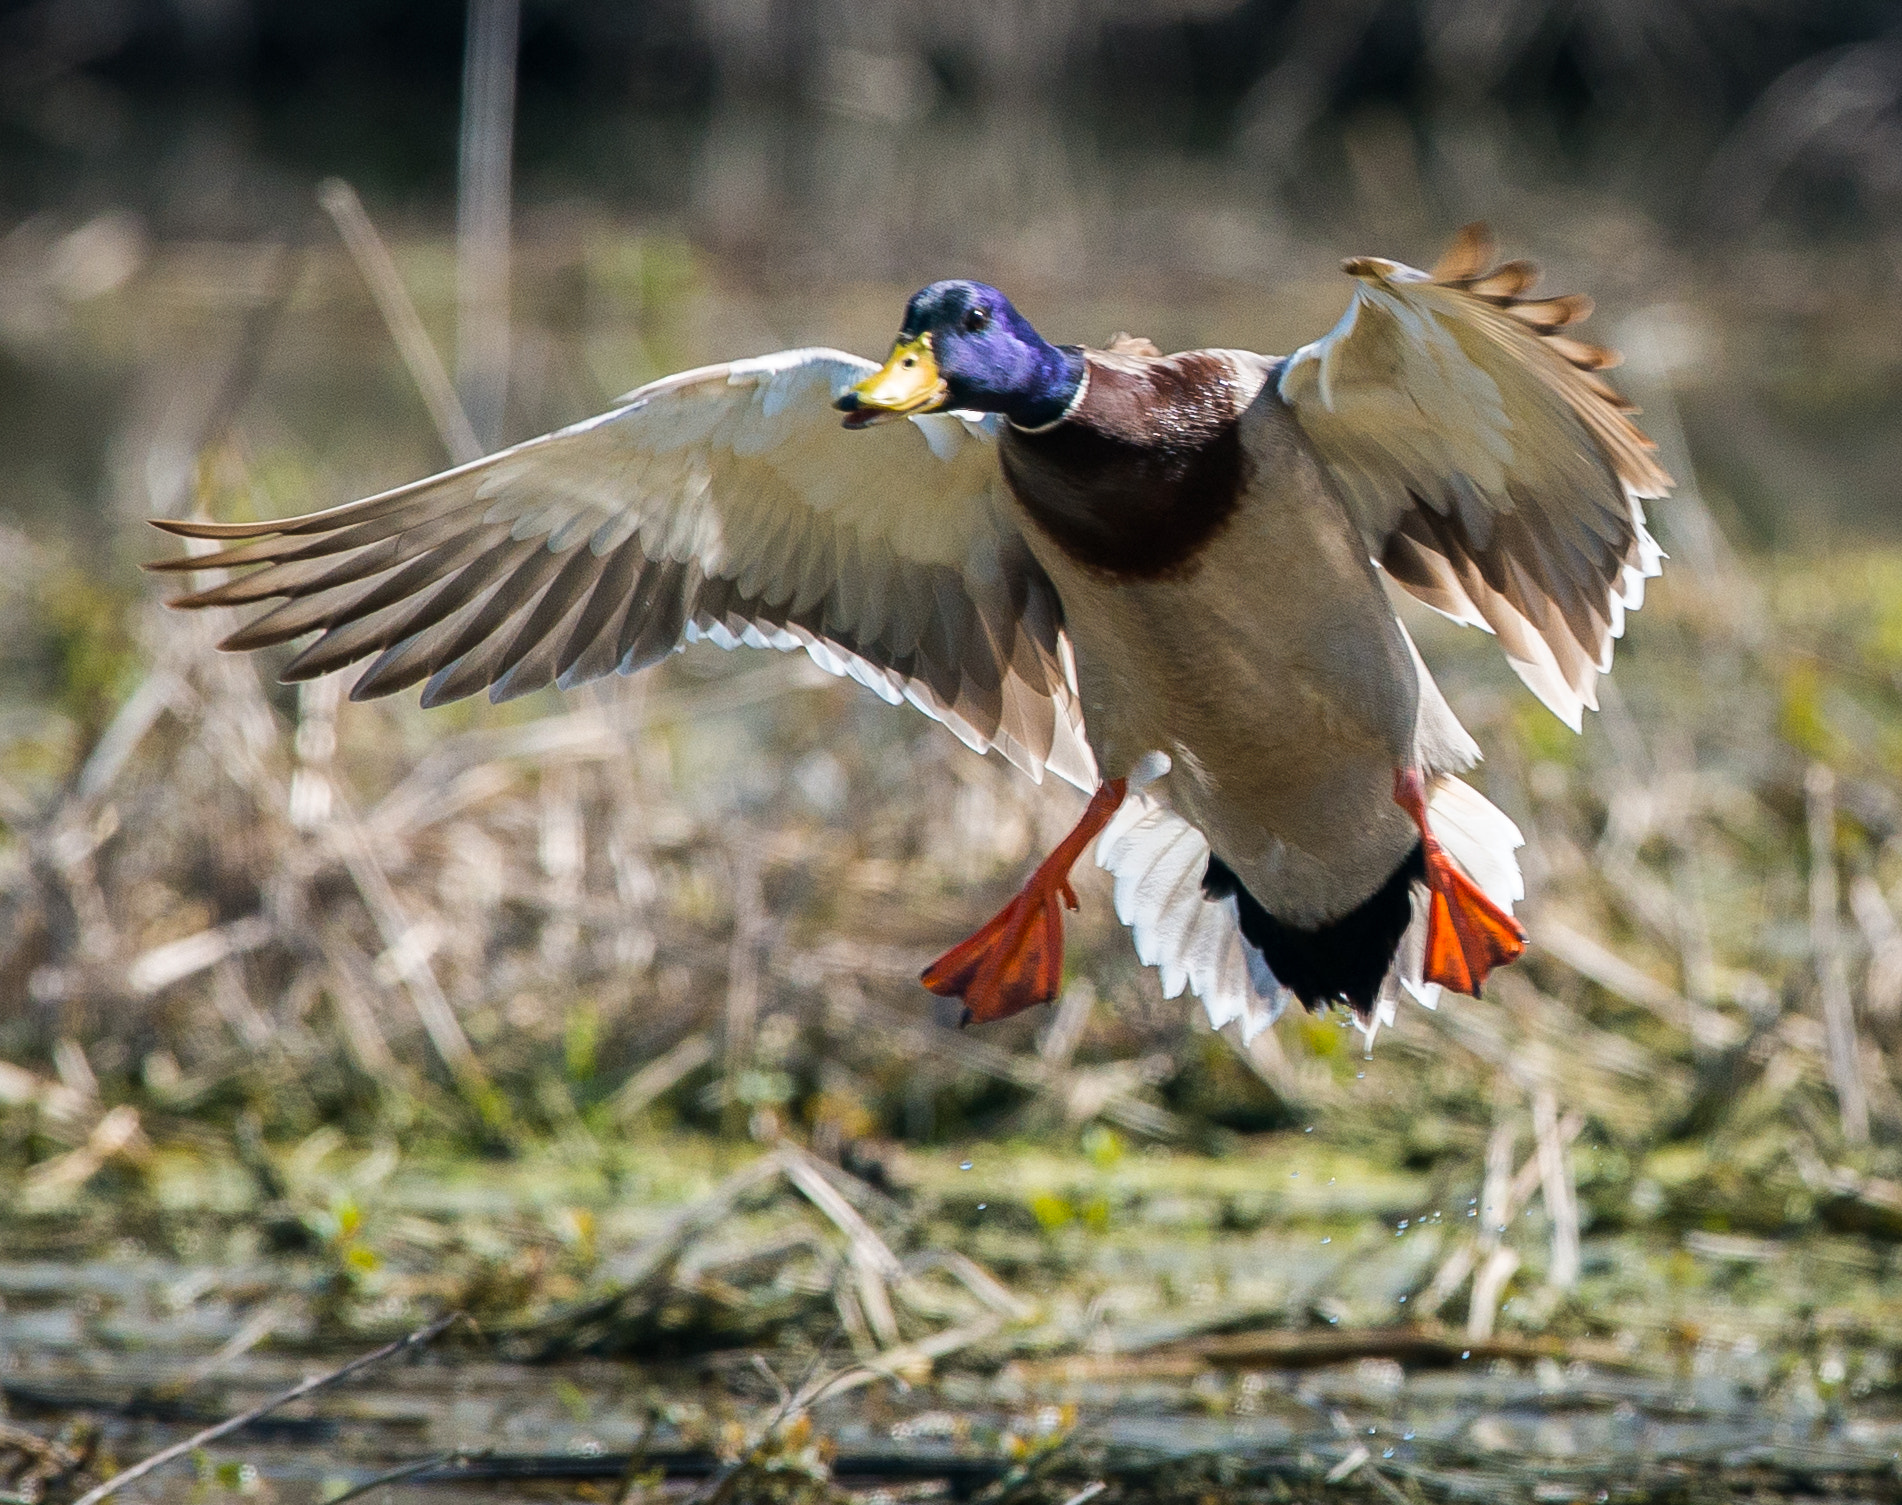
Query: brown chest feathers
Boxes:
[{"xmin": 999, "ymin": 351, "xmax": 1253, "ymax": 580}]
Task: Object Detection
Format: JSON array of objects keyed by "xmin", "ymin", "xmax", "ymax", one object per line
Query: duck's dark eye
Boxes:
[{"xmin": 961, "ymin": 306, "xmax": 989, "ymax": 334}]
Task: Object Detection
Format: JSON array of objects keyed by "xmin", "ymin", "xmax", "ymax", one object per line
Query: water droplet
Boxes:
[
  {"xmin": 1321, "ymin": 1236, "xmax": 1331, "ymax": 1245},
  {"xmin": 976, "ymin": 1202, "xmax": 987, "ymax": 1211},
  {"xmin": 1356, "ymin": 1071, "xmax": 1365, "ymax": 1080},
  {"xmin": 1368, "ymin": 1426, "xmax": 1377, "ymax": 1434},
  {"xmin": 1383, "ymin": 1448, "xmax": 1394, "ymax": 1459},
  {"xmin": 1291, "ymin": 1172, "xmax": 1298, "ymax": 1178},
  {"xmin": 1461, "ymin": 1350, "xmax": 1471, "ymax": 1360},
  {"xmin": 1403, "ymin": 1431, "xmax": 1414, "ymax": 1441},
  {"xmin": 1304, "ymin": 1125, "xmax": 1314, "ymax": 1133},
  {"xmin": 959, "ymin": 1160, "xmax": 973, "ymax": 1171},
  {"xmin": 1398, "ymin": 1295, "xmax": 1407, "ymax": 1303}
]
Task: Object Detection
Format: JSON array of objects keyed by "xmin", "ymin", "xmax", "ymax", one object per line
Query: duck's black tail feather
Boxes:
[{"xmin": 1202, "ymin": 844, "xmax": 1425, "ymax": 1018}]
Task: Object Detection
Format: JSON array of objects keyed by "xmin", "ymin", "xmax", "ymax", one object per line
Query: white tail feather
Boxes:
[
  {"xmin": 1095, "ymin": 791, "xmax": 1288, "ymax": 1042},
  {"xmin": 1427, "ymin": 774, "xmax": 1524, "ymax": 911}
]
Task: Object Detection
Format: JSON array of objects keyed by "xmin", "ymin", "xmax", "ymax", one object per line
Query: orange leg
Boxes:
[
  {"xmin": 1393, "ymin": 768, "xmax": 1526, "ymax": 996},
  {"xmin": 922, "ymin": 778, "xmax": 1128, "ymax": 1025}
]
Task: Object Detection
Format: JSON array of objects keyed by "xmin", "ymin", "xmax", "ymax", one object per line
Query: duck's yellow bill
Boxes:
[{"xmin": 837, "ymin": 334, "xmax": 947, "ymax": 428}]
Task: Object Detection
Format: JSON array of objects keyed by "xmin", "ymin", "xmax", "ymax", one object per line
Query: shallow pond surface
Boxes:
[{"xmin": 5, "ymin": 1140, "xmax": 1902, "ymax": 1502}]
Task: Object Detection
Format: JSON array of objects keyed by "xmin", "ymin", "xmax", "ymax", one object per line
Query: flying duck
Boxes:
[{"xmin": 151, "ymin": 225, "xmax": 1668, "ymax": 1042}]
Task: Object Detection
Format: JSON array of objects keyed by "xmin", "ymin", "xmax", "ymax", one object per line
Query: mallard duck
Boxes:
[{"xmin": 151, "ymin": 225, "xmax": 1668, "ymax": 1042}]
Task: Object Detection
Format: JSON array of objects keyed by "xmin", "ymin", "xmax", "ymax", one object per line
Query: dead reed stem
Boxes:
[
  {"xmin": 318, "ymin": 179, "xmax": 482, "ymax": 466},
  {"xmin": 1807, "ymin": 762, "xmax": 1869, "ymax": 1144},
  {"xmin": 455, "ymin": 0, "xmax": 519, "ymax": 448},
  {"xmin": 1531, "ymin": 1084, "xmax": 1580, "ymax": 1290},
  {"xmin": 69, "ymin": 1312, "xmax": 463, "ymax": 1505}
]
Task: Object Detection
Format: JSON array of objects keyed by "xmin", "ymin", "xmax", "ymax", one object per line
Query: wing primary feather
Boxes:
[
  {"xmin": 491, "ymin": 581, "xmax": 598, "ymax": 702},
  {"xmin": 176, "ymin": 501, "xmax": 481, "ymax": 611},
  {"xmin": 1429, "ymin": 222, "xmax": 1493, "ymax": 281},
  {"xmin": 345, "ymin": 570, "xmax": 527, "ymax": 700},
  {"xmin": 1466, "ymin": 260, "xmax": 1538, "ymax": 298},
  {"xmin": 330, "ymin": 532, "xmax": 539, "ymax": 667},
  {"xmin": 153, "ymin": 475, "xmax": 475, "ymax": 541},
  {"xmin": 1506, "ymin": 294, "xmax": 1593, "ymax": 330},
  {"xmin": 616, "ymin": 558, "xmax": 695, "ymax": 674},
  {"xmin": 555, "ymin": 535, "xmax": 647, "ymax": 685},
  {"xmin": 282, "ymin": 585, "xmax": 470, "ymax": 683},
  {"xmin": 1543, "ymin": 334, "xmax": 1622, "ymax": 371},
  {"xmin": 307, "ymin": 522, "xmax": 517, "ymax": 635},
  {"xmin": 218, "ymin": 573, "xmax": 400, "ymax": 652},
  {"xmin": 420, "ymin": 605, "xmax": 548, "ymax": 707},
  {"xmin": 390, "ymin": 542, "xmax": 573, "ymax": 705},
  {"xmin": 148, "ymin": 530, "xmax": 363, "ymax": 576},
  {"xmin": 486, "ymin": 542, "xmax": 616, "ymax": 689}
]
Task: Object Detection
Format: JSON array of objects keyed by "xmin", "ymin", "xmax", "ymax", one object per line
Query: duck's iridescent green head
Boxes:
[{"xmin": 836, "ymin": 281, "xmax": 1084, "ymax": 431}]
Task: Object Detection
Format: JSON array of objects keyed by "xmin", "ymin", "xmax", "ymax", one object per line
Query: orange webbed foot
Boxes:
[
  {"xmin": 921, "ymin": 878, "xmax": 1077, "ymax": 1025},
  {"xmin": 921, "ymin": 778, "xmax": 1126, "ymax": 1026},
  {"xmin": 1420, "ymin": 848, "xmax": 1526, "ymax": 995},
  {"xmin": 1394, "ymin": 768, "xmax": 1527, "ymax": 996}
]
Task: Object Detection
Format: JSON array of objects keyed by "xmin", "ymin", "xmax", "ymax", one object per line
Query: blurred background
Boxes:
[{"xmin": 5, "ymin": 3, "xmax": 1902, "ymax": 1501}]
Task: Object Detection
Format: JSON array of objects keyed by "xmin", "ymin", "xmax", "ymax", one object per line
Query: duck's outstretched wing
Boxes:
[
  {"xmin": 151, "ymin": 348, "xmax": 1094, "ymax": 788},
  {"xmin": 1278, "ymin": 224, "xmax": 1670, "ymax": 730}
]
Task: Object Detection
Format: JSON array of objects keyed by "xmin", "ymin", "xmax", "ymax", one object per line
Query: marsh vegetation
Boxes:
[{"xmin": 6, "ymin": 4, "xmax": 1902, "ymax": 1499}]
